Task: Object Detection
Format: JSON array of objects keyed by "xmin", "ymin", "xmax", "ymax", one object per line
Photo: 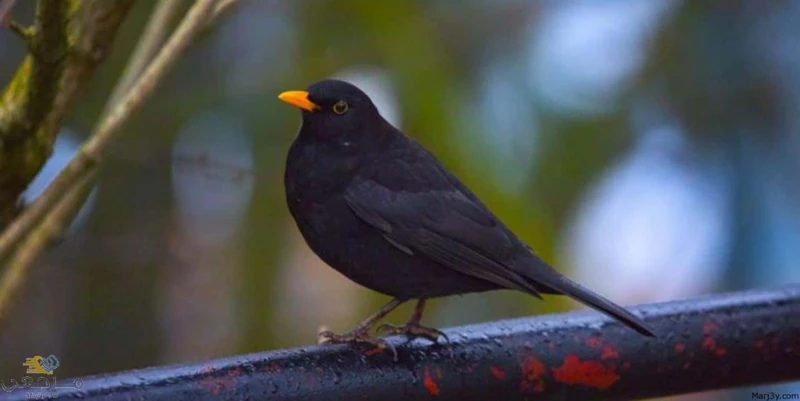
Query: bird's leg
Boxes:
[
  {"xmin": 376, "ymin": 299, "xmax": 449, "ymax": 343},
  {"xmin": 318, "ymin": 298, "xmax": 406, "ymax": 359}
]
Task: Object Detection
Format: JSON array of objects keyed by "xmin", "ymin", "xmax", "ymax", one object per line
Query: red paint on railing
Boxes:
[{"xmin": 552, "ymin": 355, "xmax": 620, "ymax": 390}]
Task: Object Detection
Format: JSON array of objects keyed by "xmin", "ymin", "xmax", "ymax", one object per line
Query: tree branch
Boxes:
[
  {"xmin": 4, "ymin": 19, "xmax": 32, "ymax": 41},
  {"xmin": 104, "ymin": 0, "xmax": 186, "ymax": 113},
  {"xmin": 0, "ymin": 0, "xmax": 237, "ymax": 321},
  {"xmin": 213, "ymin": 0, "xmax": 238, "ymax": 20},
  {"xmin": 0, "ymin": 0, "xmax": 30, "ymax": 42},
  {"xmin": 0, "ymin": 0, "xmax": 134, "ymax": 233},
  {"xmin": 0, "ymin": 0, "xmax": 71, "ymax": 223},
  {"xmin": 0, "ymin": 0, "xmax": 185, "ymax": 320},
  {"xmin": 0, "ymin": 170, "xmax": 96, "ymax": 308},
  {"xmin": 0, "ymin": 0, "xmax": 19, "ymax": 23}
]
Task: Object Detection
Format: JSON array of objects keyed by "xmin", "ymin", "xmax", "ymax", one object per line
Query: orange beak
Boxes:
[{"xmin": 278, "ymin": 90, "xmax": 319, "ymax": 112}]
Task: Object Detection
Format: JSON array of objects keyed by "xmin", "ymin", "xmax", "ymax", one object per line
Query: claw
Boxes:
[
  {"xmin": 317, "ymin": 329, "xmax": 398, "ymax": 361},
  {"xmin": 376, "ymin": 322, "xmax": 450, "ymax": 344}
]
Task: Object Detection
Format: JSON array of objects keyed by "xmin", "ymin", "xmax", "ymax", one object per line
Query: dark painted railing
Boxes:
[{"xmin": 5, "ymin": 285, "xmax": 799, "ymax": 401}]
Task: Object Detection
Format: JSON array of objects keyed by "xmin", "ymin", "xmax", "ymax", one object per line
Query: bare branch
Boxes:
[
  {"xmin": 1, "ymin": 0, "xmax": 33, "ymax": 42},
  {"xmin": 213, "ymin": 0, "xmax": 238, "ymax": 20},
  {"xmin": 0, "ymin": 0, "xmax": 237, "ymax": 321},
  {"xmin": 0, "ymin": 0, "xmax": 134, "ymax": 246},
  {"xmin": 0, "ymin": 170, "xmax": 96, "ymax": 317},
  {"xmin": 0, "ymin": 0, "xmax": 181, "ymax": 321},
  {"xmin": 105, "ymin": 0, "xmax": 186, "ymax": 112},
  {"xmin": 0, "ymin": 0, "xmax": 18, "ymax": 25},
  {"xmin": 82, "ymin": 0, "xmax": 219, "ymax": 158},
  {"xmin": 0, "ymin": 0, "xmax": 70, "ymax": 222},
  {"xmin": 5, "ymin": 18, "xmax": 32, "ymax": 41}
]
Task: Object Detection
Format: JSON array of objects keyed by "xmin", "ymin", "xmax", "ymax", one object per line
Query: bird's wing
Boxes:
[
  {"xmin": 343, "ymin": 150, "xmax": 656, "ymax": 337},
  {"xmin": 343, "ymin": 176, "xmax": 543, "ymax": 298}
]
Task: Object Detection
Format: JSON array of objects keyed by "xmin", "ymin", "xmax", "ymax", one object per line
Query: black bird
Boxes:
[{"xmin": 279, "ymin": 79, "xmax": 655, "ymax": 357}]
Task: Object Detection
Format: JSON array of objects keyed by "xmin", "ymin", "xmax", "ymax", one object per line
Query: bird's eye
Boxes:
[{"xmin": 333, "ymin": 100, "xmax": 348, "ymax": 115}]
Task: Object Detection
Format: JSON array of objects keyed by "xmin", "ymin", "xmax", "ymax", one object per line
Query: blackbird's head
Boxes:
[{"xmin": 278, "ymin": 79, "xmax": 384, "ymax": 143}]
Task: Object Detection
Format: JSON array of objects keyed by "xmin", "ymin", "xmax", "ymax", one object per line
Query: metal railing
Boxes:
[{"xmin": 6, "ymin": 285, "xmax": 799, "ymax": 401}]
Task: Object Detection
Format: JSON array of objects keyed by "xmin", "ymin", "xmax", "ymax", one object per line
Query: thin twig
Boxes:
[
  {"xmin": 0, "ymin": 0, "xmax": 76, "ymax": 260},
  {"xmin": 82, "ymin": 0, "xmax": 218, "ymax": 158},
  {"xmin": 0, "ymin": 0, "xmax": 18, "ymax": 25},
  {"xmin": 105, "ymin": 0, "xmax": 185, "ymax": 113},
  {"xmin": 0, "ymin": 1, "xmax": 134, "ymax": 263},
  {"xmin": 213, "ymin": 0, "xmax": 238, "ymax": 20},
  {"xmin": 0, "ymin": 0, "xmax": 235, "ymax": 321},
  {"xmin": 1, "ymin": 0, "xmax": 32, "ymax": 44},
  {"xmin": 5, "ymin": 18, "xmax": 32, "ymax": 41},
  {"xmin": 0, "ymin": 0, "xmax": 220, "ymax": 263},
  {"xmin": 0, "ymin": 0, "xmax": 186, "ymax": 320},
  {"xmin": 0, "ymin": 171, "xmax": 96, "ymax": 319}
]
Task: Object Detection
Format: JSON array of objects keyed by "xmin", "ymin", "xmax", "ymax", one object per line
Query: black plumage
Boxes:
[{"xmin": 279, "ymin": 79, "xmax": 655, "ymax": 358}]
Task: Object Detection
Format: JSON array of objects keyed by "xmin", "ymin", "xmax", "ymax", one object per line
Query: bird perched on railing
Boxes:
[{"xmin": 278, "ymin": 79, "xmax": 656, "ymax": 360}]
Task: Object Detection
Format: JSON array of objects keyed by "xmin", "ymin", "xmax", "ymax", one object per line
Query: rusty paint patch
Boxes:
[
  {"xmin": 701, "ymin": 322, "xmax": 727, "ymax": 357},
  {"xmin": 198, "ymin": 367, "xmax": 217, "ymax": 395},
  {"xmin": 674, "ymin": 342, "xmax": 685, "ymax": 353},
  {"xmin": 601, "ymin": 344, "xmax": 619, "ymax": 360},
  {"xmin": 586, "ymin": 336, "xmax": 602, "ymax": 349},
  {"xmin": 490, "ymin": 366, "xmax": 507, "ymax": 380},
  {"xmin": 198, "ymin": 367, "xmax": 238, "ymax": 396},
  {"xmin": 702, "ymin": 337, "xmax": 727, "ymax": 357},
  {"xmin": 465, "ymin": 363, "xmax": 478, "ymax": 374},
  {"xmin": 262, "ymin": 362, "xmax": 280, "ymax": 373},
  {"xmin": 519, "ymin": 355, "xmax": 546, "ymax": 393},
  {"xmin": 423, "ymin": 368, "xmax": 440, "ymax": 396},
  {"xmin": 364, "ymin": 347, "xmax": 383, "ymax": 357},
  {"xmin": 703, "ymin": 322, "xmax": 719, "ymax": 335},
  {"xmin": 552, "ymin": 355, "xmax": 620, "ymax": 390}
]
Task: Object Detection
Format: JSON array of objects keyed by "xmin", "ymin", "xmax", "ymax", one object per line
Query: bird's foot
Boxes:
[
  {"xmin": 376, "ymin": 322, "xmax": 450, "ymax": 344},
  {"xmin": 317, "ymin": 329, "xmax": 398, "ymax": 361}
]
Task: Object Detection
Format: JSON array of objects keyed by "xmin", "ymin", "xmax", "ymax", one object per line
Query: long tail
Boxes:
[{"xmin": 526, "ymin": 269, "xmax": 657, "ymax": 337}]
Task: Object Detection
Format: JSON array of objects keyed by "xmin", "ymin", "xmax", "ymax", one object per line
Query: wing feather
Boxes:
[{"xmin": 344, "ymin": 178, "xmax": 542, "ymax": 298}]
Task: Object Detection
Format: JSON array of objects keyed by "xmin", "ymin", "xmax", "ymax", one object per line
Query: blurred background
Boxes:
[{"xmin": 1, "ymin": 1, "xmax": 798, "ymax": 400}]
